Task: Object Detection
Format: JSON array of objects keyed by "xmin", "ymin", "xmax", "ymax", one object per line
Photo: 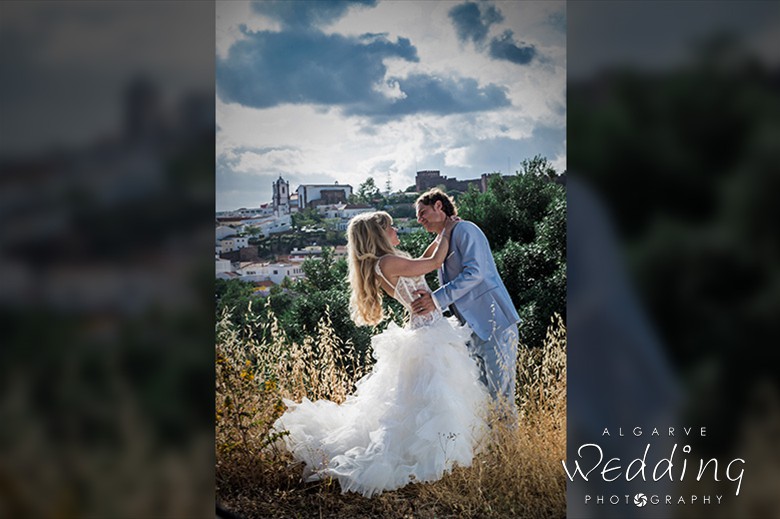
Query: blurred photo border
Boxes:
[{"xmin": 2, "ymin": 1, "xmax": 778, "ymax": 517}]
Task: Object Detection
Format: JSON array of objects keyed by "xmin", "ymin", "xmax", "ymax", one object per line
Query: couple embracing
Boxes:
[{"xmin": 274, "ymin": 188, "xmax": 520, "ymax": 497}]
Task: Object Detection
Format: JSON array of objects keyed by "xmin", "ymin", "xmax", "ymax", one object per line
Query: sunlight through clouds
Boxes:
[
  {"xmin": 445, "ymin": 147, "xmax": 470, "ymax": 169},
  {"xmin": 234, "ymin": 149, "xmax": 305, "ymax": 175}
]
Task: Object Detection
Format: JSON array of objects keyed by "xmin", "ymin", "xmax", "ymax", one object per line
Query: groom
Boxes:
[{"xmin": 411, "ymin": 188, "xmax": 521, "ymax": 420}]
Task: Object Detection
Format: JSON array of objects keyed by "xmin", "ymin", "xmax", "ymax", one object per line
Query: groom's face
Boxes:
[{"xmin": 416, "ymin": 201, "xmax": 446, "ymax": 233}]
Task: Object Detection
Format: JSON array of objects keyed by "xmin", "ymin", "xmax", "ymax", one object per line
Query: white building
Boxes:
[
  {"xmin": 329, "ymin": 204, "xmax": 375, "ymax": 231},
  {"xmin": 333, "ymin": 245, "xmax": 348, "ymax": 260},
  {"xmin": 265, "ymin": 263, "xmax": 305, "ymax": 284},
  {"xmin": 216, "ymin": 257, "xmax": 232, "ymax": 274},
  {"xmin": 289, "ymin": 246, "xmax": 323, "ymax": 261},
  {"xmin": 239, "ymin": 216, "xmax": 275, "ymax": 228},
  {"xmin": 323, "ymin": 206, "xmax": 343, "ymax": 219},
  {"xmin": 264, "ymin": 214, "xmax": 292, "ymax": 235},
  {"xmin": 341, "ymin": 204, "xmax": 374, "ymax": 218},
  {"xmin": 235, "ymin": 262, "xmax": 305, "ymax": 284},
  {"xmin": 234, "ymin": 262, "xmax": 266, "ymax": 282},
  {"xmin": 235, "ymin": 216, "xmax": 274, "ymax": 236},
  {"xmin": 217, "ymin": 236, "xmax": 249, "ymax": 253},
  {"xmin": 317, "ymin": 203, "xmax": 376, "ymax": 230},
  {"xmin": 229, "ymin": 215, "xmax": 293, "ymax": 238},
  {"xmin": 216, "ymin": 225, "xmax": 235, "ymax": 240},
  {"xmin": 216, "ymin": 239, "xmax": 234, "ymax": 253},
  {"xmin": 296, "ymin": 183, "xmax": 353, "ymax": 209}
]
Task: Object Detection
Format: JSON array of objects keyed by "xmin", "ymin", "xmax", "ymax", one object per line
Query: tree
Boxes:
[
  {"xmin": 298, "ymin": 246, "xmax": 347, "ymax": 293},
  {"xmin": 355, "ymin": 177, "xmax": 381, "ymax": 204},
  {"xmin": 387, "ymin": 204, "xmax": 416, "ymax": 219},
  {"xmin": 291, "ymin": 208, "xmax": 322, "ymax": 230},
  {"xmin": 520, "ymin": 154, "xmax": 559, "ymax": 180},
  {"xmin": 215, "ymin": 278, "xmax": 259, "ymax": 330},
  {"xmin": 459, "ymin": 159, "xmax": 562, "ymax": 252},
  {"xmin": 457, "ymin": 158, "xmax": 566, "ymax": 349}
]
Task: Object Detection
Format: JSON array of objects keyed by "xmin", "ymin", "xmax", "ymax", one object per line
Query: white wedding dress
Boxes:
[{"xmin": 273, "ymin": 260, "xmax": 489, "ymax": 497}]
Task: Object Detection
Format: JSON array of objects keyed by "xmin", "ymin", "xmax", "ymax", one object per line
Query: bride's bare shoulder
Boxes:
[
  {"xmin": 378, "ymin": 254, "xmax": 411, "ymax": 276},
  {"xmin": 376, "ymin": 254, "xmax": 396, "ymax": 269},
  {"xmin": 378, "ymin": 252, "xmax": 400, "ymax": 266}
]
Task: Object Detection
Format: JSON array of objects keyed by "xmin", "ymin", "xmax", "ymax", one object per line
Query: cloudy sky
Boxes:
[{"xmin": 216, "ymin": 0, "xmax": 566, "ymax": 211}]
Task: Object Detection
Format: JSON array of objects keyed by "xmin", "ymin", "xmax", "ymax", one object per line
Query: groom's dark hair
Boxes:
[{"xmin": 415, "ymin": 188, "xmax": 458, "ymax": 217}]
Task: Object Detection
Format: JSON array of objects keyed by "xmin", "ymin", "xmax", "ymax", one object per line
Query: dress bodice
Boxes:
[{"xmin": 375, "ymin": 258, "xmax": 442, "ymax": 329}]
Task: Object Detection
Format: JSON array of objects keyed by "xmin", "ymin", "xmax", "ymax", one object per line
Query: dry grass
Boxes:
[{"xmin": 216, "ymin": 305, "xmax": 566, "ymax": 518}]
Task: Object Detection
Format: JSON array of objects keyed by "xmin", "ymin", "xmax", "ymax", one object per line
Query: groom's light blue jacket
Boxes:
[{"xmin": 433, "ymin": 221, "xmax": 520, "ymax": 341}]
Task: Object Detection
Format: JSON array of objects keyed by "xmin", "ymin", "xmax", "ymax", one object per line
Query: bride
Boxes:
[{"xmin": 273, "ymin": 211, "xmax": 489, "ymax": 497}]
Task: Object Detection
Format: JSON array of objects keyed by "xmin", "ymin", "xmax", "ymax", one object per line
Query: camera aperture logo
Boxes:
[{"xmin": 562, "ymin": 426, "xmax": 746, "ymax": 507}]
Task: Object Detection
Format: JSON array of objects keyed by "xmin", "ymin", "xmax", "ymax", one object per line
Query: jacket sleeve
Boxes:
[{"xmin": 432, "ymin": 222, "xmax": 488, "ymax": 310}]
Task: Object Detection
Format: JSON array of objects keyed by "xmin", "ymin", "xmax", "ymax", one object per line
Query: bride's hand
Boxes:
[{"xmin": 411, "ymin": 290, "xmax": 435, "ymax": 315}]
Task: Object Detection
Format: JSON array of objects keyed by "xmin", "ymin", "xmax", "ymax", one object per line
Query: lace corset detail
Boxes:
[{"xmin": 375, "ymin": 260, "xmax": 442, "ymax": 330}]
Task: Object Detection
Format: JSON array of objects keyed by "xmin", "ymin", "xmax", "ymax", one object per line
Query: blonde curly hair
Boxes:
[{"xmin": 346, "ymin": 211, "xmax": 408, "ymax": 326}]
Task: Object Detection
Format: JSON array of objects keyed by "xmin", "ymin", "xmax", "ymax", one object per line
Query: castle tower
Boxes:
[
  {"xmin": 415, "ymin": 170, "xmax": 443, "ymax": 192},
  {"xmin": 272, "ymin": 175, "xmax": 290, "ymax": 215}
]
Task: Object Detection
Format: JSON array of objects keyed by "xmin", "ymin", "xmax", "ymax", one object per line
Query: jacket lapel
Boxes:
[{"xmin": 439, "ymin": 222, "xmax": 458, "ymax": 284}]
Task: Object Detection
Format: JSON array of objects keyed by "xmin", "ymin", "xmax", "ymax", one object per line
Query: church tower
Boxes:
[{"xmin": 272, "ymin": 175, "xmax": 290, "ymax": 215}]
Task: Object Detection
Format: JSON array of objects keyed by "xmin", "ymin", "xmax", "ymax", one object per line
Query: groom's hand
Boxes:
[{"xmin": 411, "ymin": 290, "xmax": 436, "ymax": 315}]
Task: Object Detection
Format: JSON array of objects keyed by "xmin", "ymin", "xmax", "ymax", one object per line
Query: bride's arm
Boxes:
[
  {"xmin": 382, "ymin": 220, "xmax": 454, "ymax": 278},
  {"xmin": 419, "ymin": 217, "xmax": 460, "ymax": 259},
  {"xmin": 419, "ymin": 240, "xmax": 438, "ymax": 259}
]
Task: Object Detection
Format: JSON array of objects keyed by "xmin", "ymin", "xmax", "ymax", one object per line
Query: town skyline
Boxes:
[{"xmin": 216, "ymin": 167, "xmax": 523, "ymax": 213}]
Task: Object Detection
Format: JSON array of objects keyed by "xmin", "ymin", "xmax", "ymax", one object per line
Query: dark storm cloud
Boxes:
[
  {"xmin": 448, "ymin": 1, "xmax": 503, "ymax": 45},
  {"xmin": 448, "ymin": 2, "xmax": 537, "ymax": 66},
  {"xmin": 250, "ymin": 0, "xmax": 377, "ymax": 29},
  {"xmin": 347, "ymin": 74, "xmax": 510, "ymax": 120},
  {"xmin": 217, "ymin": 28, "xmax": 510, "ymax": 119},
  {"xmin": 489, "ymin": 30, "xmax": 537, "ymax": 65},
  {"xmin": 217, "ymin": 28, "xmax": 418, "ymax": 108}
]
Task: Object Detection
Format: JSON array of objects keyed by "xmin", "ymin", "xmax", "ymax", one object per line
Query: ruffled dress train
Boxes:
[{"xmin": 273, "ymin": 315, "xmax": 489, "ymax": 497}]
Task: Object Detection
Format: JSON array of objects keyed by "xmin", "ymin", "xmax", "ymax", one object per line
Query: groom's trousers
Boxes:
[{"xmin": 467, "ymin": 323, "xmax": 519, "ymax": 423}]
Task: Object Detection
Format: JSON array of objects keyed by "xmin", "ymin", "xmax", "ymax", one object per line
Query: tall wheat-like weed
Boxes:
[{"xmin": 216, "ymin": 304, "xmax": 566, "ymax": 518}]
